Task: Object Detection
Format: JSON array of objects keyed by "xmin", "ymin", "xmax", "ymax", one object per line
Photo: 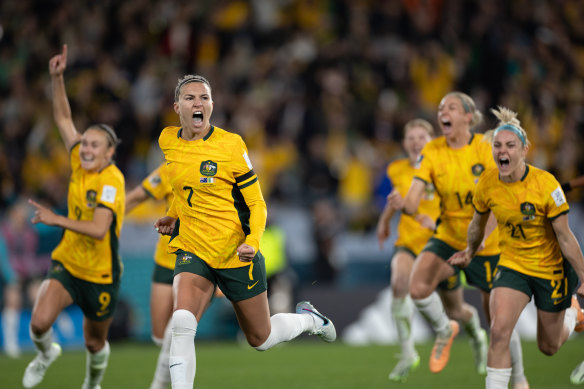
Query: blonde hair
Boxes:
[
  {"xmin": 444, "ymin": 91, "xmax": 483, "ymax": 129},
  {"xmin": 404, "ymin": 118, "xmax": 435, "ymax": 137},
  {"xmin": 484, "ymin": 106, "xmax": 530, "ymax": 147}
]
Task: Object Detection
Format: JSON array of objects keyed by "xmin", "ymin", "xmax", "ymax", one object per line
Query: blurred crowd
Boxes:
[{"xmin": 1, "ymin": 0, "xmax": 584, "ymax": 230}]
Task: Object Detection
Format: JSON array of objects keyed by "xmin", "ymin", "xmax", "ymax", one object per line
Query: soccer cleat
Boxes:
[
  {"xmin": 571, "ymin": 360, "xmax": 584, "ymax": 385},
  {"xmin": 388, "ymin": 353, "xmax": 420, "ymax": 382},
  {"xmin": 296, "ymin": 301, "xmax": 336, "ymax": 343},
  {"xmin": 23, "ymin": 343, "xmax": 62, "ymax": 388},
  {"xmin": 81, "ymin": 385, "xmax": 101, "ymax": 389},
  {"xmin": 429, "ymin": 320, "xmax": 459, "ymax": 373},
  {"xmin": 470, "ymin": 328, "xmax": 488, "ymax": 375},
  {"xmin": 572, "ymin": 296, "xmax": 584, "ymax": 333}
]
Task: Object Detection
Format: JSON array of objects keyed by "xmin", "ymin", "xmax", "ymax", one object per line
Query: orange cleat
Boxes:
[
  {"xmin": 572, "ymin": 296, "xmax": 584, "ymax": 333},
  {"xmin": 429, "ymin": 320, "xmax": 459, "ymax": 373}
]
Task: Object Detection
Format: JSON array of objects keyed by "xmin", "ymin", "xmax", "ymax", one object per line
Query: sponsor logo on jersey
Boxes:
[
  {"xmin": 471, "ymin": 163, "xmax": 485, "ymax": 176},
  {"xmin": 200, "ymin": 160, "xmax": 218, "ymax": 176},
  {"xmin": 86, "ymin": 190, "xmax": 97, "ymax": 208},
  {"xmin": 520, "ymin": 202, "xmax": 536, "ymax": 221}
]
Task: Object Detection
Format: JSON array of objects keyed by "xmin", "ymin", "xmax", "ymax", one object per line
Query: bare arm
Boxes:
[
  {"xmin": 125, "ymin": 185, "xmax": 150, "ymax": 214},
  {"xmin": 29, "ymin": 199, "xmax": 112, "ymax": 240},
  {"xmin": 448, "ymin": 211, "xmax": 490, "ymax": 268},
  {"xmin": 403, "ymin": 178, "xmax": 426, "ymax": 216},
  {"xmin": 551, "ymin": 214, "xmax": 584, "ymax": 296},
  {"xmin": 562, "ymin": 175, "xmax": 584, "ymax": 193},
  {"xmin": 48, "ymin": 44, "xmax": 81, "ymax": 151},
  {"xmin": 376, "ymin": 198, "xmax": 397, "ymax": 250}
]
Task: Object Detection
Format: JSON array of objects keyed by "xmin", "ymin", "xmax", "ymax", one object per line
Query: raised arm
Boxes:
[{"xmin": 48, "ymin": 44, "xmax": 81, "ymax": 151}]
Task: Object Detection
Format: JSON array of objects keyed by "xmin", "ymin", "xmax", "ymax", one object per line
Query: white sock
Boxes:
[
  {"xmin": 2, "ymin": 307, "xmax": 20, "ymax": 353},
  {"xmin": 169, "ymin": 310, "xmax": 197, "ymax": 389},
  {"xmin": 29, "ymin": 326, "xmax": 54, "ymax": 357},
  {"xmin": 565, "ymin": 306, "xmax": 577, "ymax": 336},
  {"xmin": 462, "ymin": 305, "xmax": 482, "ymax": 340},
  {"xmin": 413, "ymin": 292, "xmax": 450, "ymax": 336},
  {"xmin": 509, "ymin": 329, "xmax": 526, "ymax": 383},
  {"xmin": 150, "ymin": 320, "xmax": 172, "ymax": 389},
  {"xmin": 254, "ymin": 313, "xmax": 314, "ymax": 351},
  {"xmin": 391, "ymin": 296, "xmax": 415, "ymax": 356},
  {"xmin": 486, "ymin": 367, "xmax": 512, "ymax": 389},
  {"xmin": 83, "ymin": 341, "xmax": 110, "ymax": 388}
]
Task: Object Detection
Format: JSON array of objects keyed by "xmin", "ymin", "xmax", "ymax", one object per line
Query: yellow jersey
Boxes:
[
  {"xmin": 415, "ymin": 134, "xmax": 499, "ymax": 254},
  {"xmin": 159, "ymin": 126, "xmax": 267, "ymax": 269},
  {"xmin": 473, "ymin": 165, "xmax": 569, "ymax": 280},
  {"xmin": 387, "ymin": 158, "xmax": 440, "ymax": 255},
  {"xmin": 52, "ymin": 143, "xmax": 125, "ymax": 284},
  {"xmin": 141, "ymin": 163, "xmax": 175, "ymax": 270}
]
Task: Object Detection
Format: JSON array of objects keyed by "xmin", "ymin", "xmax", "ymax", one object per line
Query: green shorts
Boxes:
[
  {"xmin": 47, "ymin": 260, "xmax": 120, "ymax": 321},
  {"xmin": 152, "ymin": 263, "xmax": 174, "ymax": 285},
  {"xmin": 422, "ymin": 237, "xmax": 499, "ymax": 292},
  {"xmin": 393, "ymin": 246, "xmax": 418, "ymax": 259},
  {"xmin": 493, "ymin": 263, "xmax": 578, "ymax": 312},
  {"xmin": 173, "ymin": 250, "xmax": 267, "ymax": 302}
]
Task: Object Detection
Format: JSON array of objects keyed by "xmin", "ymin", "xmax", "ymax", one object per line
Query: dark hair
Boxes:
[
  {"xmin": 174, "ymin": 75, "xmax": 212, "ymax": 102},
  {"xmin": 90, "ymin": 123, "xmax": 121, "ymax": 149}
]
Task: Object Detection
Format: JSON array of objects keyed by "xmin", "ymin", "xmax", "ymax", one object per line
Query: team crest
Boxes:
[
  {"xmin": 200, "ymin": 160, "xmax": 218, "ymax": 176},
  {"xmin": 520, "ymin": 202, "xmax": 536, "ymax": 221},
  {"xmin": 51, "ymin": 263, "xmax": 64, "ymax": 274},
  {"xmin": 178, "ymin": 253, "xmax": 192, "ymax": 265},
  {"xmin": 86, "ymin": 190, "xmax": 97, "ymax": 208},
  {"xmin": 471, "ymin": 163, "xmax": 485, "ymax": 176}
]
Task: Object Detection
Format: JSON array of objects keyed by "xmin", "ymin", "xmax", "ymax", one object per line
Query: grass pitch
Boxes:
[{"xmin": 2, "ymin": 336, "xmax": 583, "ymax": 388}]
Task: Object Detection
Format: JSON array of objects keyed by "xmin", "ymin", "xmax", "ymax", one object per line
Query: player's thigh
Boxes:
[
  {"xmin": 489, "ymin": 287, "xmax": 529, "ymax": 339},
  {"xmin": 150, "ymin": 281, "xmax": 173, "ymax": 339},
  {"xmin": 536, "ymin": 309, "xmax": 566, "ymax": 349},
  {"xmin": 410, "ymin": 251, "xmax": 455, "ymax": 296},
  {"xmin": 173, "ymin": 272, "xmax": 215, "ymax": 321},
  {"xmin": 231, "ymin": 291, "xmax": 271, "ymax": 345},
  {"xmin": 31, "ymin": 279, "xmax": 73, "ymax": 332}
]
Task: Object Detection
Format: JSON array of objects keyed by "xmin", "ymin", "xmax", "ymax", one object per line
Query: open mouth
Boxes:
[
  {"xmin": 193, "ymin": 111, "xmax": 203, "ymax": 124},
  {"xmin": 440, "ymin": 119, "xmax": 452, "ymax": 130},
  {"xmin": 499, "ymin": 157, "xmax": 510, "ymax": 167}
]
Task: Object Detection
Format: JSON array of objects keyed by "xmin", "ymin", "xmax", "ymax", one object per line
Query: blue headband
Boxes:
[{"xmin": 494, "ymin": 124, "xmax": 526, "ymax": 146}]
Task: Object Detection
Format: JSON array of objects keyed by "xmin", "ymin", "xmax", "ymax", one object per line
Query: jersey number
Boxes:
[
  {"xmin": 455, "ymin": 191, "xmax": 473, "ymax": 209},
  {"xmin": 183, "ymin": 186, "xmax": 194, "ymax": 207},
  {"xmin": 506, "ymin": 222, "xmax": 526, "ymax": 240},
  {"xmin": 96, "ymin": 292, "xmax": 111, "ymax": 317}
]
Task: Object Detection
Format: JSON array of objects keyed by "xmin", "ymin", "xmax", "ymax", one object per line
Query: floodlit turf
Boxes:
[{"xmin": 2, "ymin": 336, "xmax": 584, "ymax": 388}]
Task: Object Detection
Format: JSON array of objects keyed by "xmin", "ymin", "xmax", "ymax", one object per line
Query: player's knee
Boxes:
[
  {"xmin": 172, "ymin": 309, "xmax": 197, "ymax": 336},
  {"xmin": 29, "ymin": 317, "xmax": 52, "ymax": 336},
  {"xmin": 538, "ymin": 341, "xmax": 560, "ymax": 356},
  {"xmin": 84, "ymin": 337, "xmax": 107, "ymax": 354},
  {"xmin": 409, "ymin": 283, "xmax": 431, "ymax": 300},
  {"xmin": 246, "ymin": 329, "xmax": 270, "ymax": 349}
]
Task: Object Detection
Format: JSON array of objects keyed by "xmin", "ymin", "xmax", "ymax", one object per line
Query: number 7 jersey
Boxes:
[{"xmin": 159, "ymin": 126, "xmax": 267, "ymax": 269}]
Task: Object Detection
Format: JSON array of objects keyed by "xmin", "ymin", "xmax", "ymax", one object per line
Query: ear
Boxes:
[{"xmin": 173, "ymin": 102, "xmax": 180, "ymax": 114}]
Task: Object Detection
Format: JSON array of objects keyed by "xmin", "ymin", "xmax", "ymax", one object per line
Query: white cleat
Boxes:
[
  {"xmin": 296, "ymin": 301, "xmax": 336, "ymax": 342},
  {"xmin": 471, "ymin": 328, "xmax": 488, "ymax": 375},
  {"xmin": 571, "ymin": 360, "xmax": 584, "ymax": 385},
  {"xmin": 388, "ymin": 353, "xmax": 420, "ymax": 382},
  {"xmin": 23, "ymin": 343, "xmax": 62, "ymax": 388}
]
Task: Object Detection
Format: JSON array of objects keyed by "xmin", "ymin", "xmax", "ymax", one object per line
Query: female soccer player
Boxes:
[
  {"xmin": 376, "ymin": 118, "xmax": 440, "ymax": 382},
  {"xmin": 448, "ymin": 106, "xmax": 584, "ymax": 389},
  {"xmin": 393, "ymin": 92, "xmax": 527, "ymax": 387},
  {"xmin": 154, "ymin": 74, "xmax": 336, "ymax": 389},
  {"xmin": 23, "ymin": 44, "xmax": 125, "ymax": 389}
]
